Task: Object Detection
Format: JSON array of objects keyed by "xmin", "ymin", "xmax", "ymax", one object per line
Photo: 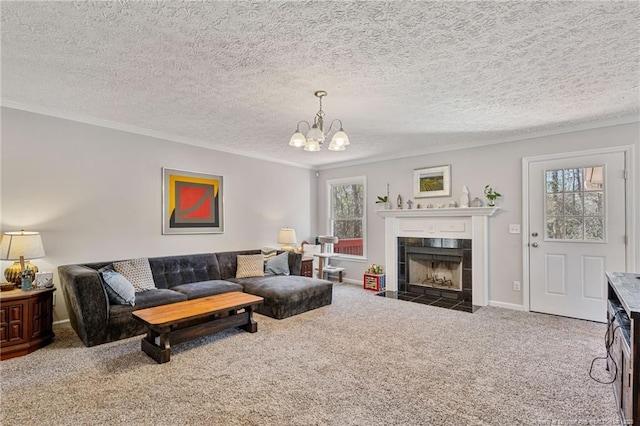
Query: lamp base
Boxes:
[{"xmin": 4, "ymin": 261, "xmax": 38, "ymax": 285}]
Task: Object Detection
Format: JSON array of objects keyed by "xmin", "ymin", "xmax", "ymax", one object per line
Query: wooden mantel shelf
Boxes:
[{"xmin": 376, "ymin": 207, "xmax": 499, "ymax": 218}]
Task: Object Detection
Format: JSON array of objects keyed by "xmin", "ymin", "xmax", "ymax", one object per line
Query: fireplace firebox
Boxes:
[
  {"xmin": 398, "ymin": 237, "xmax": 472, "ymax": 303},
  {"xmin": 406, "ymin": 246, "xmax": 463, "ymax": 292}
]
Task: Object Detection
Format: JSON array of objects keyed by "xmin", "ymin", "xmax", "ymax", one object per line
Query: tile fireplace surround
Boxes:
[{"xmin": 377, "ymin": 207, "xmax": 499, "ymax": 311}]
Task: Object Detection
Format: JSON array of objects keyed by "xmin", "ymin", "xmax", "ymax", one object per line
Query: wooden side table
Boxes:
[
  {"xmin": 300, "ymin": 257, "xmax": 314, "ymax": 277},
  {"xmin": 0, "ymin": 287, "xmax": 56, "ymax": 360}
]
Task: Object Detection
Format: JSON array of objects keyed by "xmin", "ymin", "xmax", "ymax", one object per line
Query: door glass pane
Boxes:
[
  {"xmin": 546, "ymin": 170, "xmax": 563, "ymax": 193},
  {"xmin": 564, "ymin": 217, "xmax": 584, "ymax": 239},
  {"xmin": 563, "ymin": 193, "xmax": 583, "ymax": 216},
  {"xmin": 546, "ymin": 217, "xmax": 563, "ymax": 239},
  {"xmin": 585, "ymin": 217, "xmax": 604, "ymax": 240},
  {"xmin": 544, "ymin": 165, "xmax": 604, "ymax": 242},
  {"xmin": 546, "ymin": 194, "xmax": 563, "ymax": 215}
]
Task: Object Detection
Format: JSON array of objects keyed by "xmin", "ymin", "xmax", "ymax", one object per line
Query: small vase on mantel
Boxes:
[{"xmin": 460, "ymin": 185, "xmax": 470, "ymax": 208}]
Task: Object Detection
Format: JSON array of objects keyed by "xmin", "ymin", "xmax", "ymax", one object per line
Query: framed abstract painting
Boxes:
[
  {"xmin": 162, "ymin": 168, "xmax": 224, "ymax": 234},
  {"xmin": 413, "ymin": 165, "xmax": 451, "ymax": 198}
]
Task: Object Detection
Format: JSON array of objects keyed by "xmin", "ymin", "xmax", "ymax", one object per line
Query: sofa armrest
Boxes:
[
  {"xmin": 58, "ymin": 265, "xmax": 109, "ymax": 347},
  {"xmin": 288, "ymin": 251, "xmax": 302, "ymax": 276}
]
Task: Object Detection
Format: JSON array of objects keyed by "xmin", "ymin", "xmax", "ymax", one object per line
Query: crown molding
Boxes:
[{"xmin": 0, "ymin": 100, "xmax": 314, "ymax": 170}]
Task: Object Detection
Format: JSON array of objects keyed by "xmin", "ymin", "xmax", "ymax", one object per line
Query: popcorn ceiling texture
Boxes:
[{"xmin": 1, "ymin": 1, "xmax": 639, "ymax": 168}]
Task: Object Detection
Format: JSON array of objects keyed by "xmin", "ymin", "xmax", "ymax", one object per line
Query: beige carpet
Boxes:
[{"xmin": 0, "ymin": 284, "xmax": 619, "ymax": 425}]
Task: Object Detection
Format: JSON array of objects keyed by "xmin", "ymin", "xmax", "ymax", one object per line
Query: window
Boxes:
[
  {"xmin": 545, "ymin": 166, "xmax": 605, "ymax": 241},
  {"xmin": 327, "ymin": 176, "xmax": 366, "ymax": 258}
]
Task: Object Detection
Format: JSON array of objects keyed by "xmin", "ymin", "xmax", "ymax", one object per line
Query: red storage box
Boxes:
[{"xmin": 363, "ymin": 274, "xmax": 386, "ymax": 291}]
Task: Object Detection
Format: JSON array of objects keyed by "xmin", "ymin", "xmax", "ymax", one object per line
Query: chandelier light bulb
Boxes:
[
  {"xmin": 289, "ymin": 131, "xmax": 306, "ymax": 148},
  {"xmin": 304, "ymin": 140, "xmax": 321, "ymax": 152},
  {"xmin": 328, "ymin": 142, "xmax": 346, "ymax": 151},
  {"xmin": 330, "ymin": 129, "xmax": 349, "ymax": 147}
]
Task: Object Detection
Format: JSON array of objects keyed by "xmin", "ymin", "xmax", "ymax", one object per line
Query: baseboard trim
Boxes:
[
  {"xmin": 488, "ymin": 300, "xmax": 525, "ymax": 311},
  {"xmin": 339, "ymin": 278, "xmax": 362, "ymax": 286},
  {"xmin": 53, "ymin": 319, "xmax": 70, "ymax": 326}
]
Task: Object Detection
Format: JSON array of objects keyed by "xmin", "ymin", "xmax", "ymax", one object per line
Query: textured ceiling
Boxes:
[{"xmin": 2, "ymin": 1, "xmax": 639, "ymax": 169}]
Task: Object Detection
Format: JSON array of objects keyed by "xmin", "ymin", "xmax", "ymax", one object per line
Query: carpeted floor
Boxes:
[{"xmin": 0, "ymin": 284, "xmax": 619, "ymax": 425}]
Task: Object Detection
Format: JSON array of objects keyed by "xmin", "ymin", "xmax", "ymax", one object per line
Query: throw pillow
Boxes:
[
  {"xmin": 261, "ymin": 247, "xmax": 278, "ymax": 262},
  {"xmin": 100, "ymin": 270, "xmax": 136, "ymax": 306},
  {"xmin": 265, "ymin": 252, "xmax": 290, "ymax": 276},
  {"xmin": 113, "ymin": 258, "xmax": 156, "ymax": 293},
  {"xmin": 236, "ymin": 254, "xmax": 265, "ymax": 278}
]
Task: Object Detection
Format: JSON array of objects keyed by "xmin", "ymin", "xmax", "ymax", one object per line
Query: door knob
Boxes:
[
  {"xmin": 531, "ymin": 242, "xmax": 539, "ymax": 248},
  {"xmin": 531, "ymin": 232, "xmax": 539, "ymax": 237}
]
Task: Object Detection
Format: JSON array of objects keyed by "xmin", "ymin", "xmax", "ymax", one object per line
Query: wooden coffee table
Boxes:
[{"xmin": 132, "ymin": 291, "xmax": 263, "ymax": 364}]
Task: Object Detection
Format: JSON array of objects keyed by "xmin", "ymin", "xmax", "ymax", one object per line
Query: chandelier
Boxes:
[{"xmin": 289, "ymin": 90, "xmax": 350, "ymax": 152}]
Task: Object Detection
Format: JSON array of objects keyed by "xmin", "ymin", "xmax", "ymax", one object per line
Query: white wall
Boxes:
[
  {"xmin": 317, "ymin": 122, "xmax": 640, "ymax": 307},
  {"xmin": 0, "ymin": 107, "xmax": 315, "ymax": 322}
]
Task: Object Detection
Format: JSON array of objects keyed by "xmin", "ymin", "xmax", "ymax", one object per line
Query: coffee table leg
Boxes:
[
  {"xmin": 242, "ymin": 305, "xmax": 258, "ymax": 333},
  {"xmin": 141, "ymin": 328, "xmax": 171, "ymax": 364}
]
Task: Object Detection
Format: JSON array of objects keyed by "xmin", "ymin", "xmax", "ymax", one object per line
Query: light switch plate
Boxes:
[{"xmin": 509, "ymin": 224, "xmax": 521, "ymax": 234}]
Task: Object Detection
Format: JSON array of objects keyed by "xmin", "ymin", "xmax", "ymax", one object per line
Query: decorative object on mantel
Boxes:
[
  {"xmin": 426, "ymin": 204, "xmax": 433, "ymax": 208},
  {"xmin": 448, "ymin": 200, "xmax": 457, "ymax": 208},
  {"xmin": 288, "ymin": 90, "xmax": 350, "ymax": 152},
  {"xmin": 460, "ymin": 185, "xmax": 470, "ymax": 208},
  {"xmin": 416, "ymin": 203, "xmax": 422, "ymax": 209},
  {"xmin": 437, "ymin": 203, "xmax": 445, "ymax": 208},
  {"xmin": 375, "ymin": 183, "xmax": 391, "ymax": 209},
  {"xmin": 397, "ymin": 194, "xmax": 403, "ymax": 209},
  {"xmin": 407, "ymin": 200, "xmax": 413, "ymax": 209},
  {"xmin": 484, "ymin": 185, "xmax": 502, "ymax": 207},
  {"xmin": 470, "ymin": 197, "xmax": 483, "ymax": 207},
  {"xmin": 413, "ymin": 165, "xmax": 451, "ymax": 198}
]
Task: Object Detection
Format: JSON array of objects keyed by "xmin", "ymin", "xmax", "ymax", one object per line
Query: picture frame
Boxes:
[
  {"xmin": 162, "ymin": 168, "xmax": 224, "ymax": 234},
  {"xmin": 413, "ymin": 165, "xmax": 451, "ymax": 198},
  {"xmin": 35, "ymin": 272, "xmax": 53, "ymax": 288}
]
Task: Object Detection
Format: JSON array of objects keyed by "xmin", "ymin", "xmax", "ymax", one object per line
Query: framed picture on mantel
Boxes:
[
  {"xmin": 162, "ymin": 168, "xmax": 224, "ymax": 234},
  {"xmin": 413, "ymin": 165, "xmax": 451, "ymax": 198}
]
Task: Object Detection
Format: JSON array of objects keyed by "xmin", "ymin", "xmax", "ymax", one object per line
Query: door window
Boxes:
[{"xmin": 545, "ymin": 166, "xmax": 604, "ymax": 241}]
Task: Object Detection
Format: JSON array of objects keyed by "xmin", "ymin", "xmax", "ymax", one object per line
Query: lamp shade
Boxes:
[
  {"xmin": 0, "ymin": 231, "xmax": 45, "ymax": 260},
  {"xmin": 277, "ymin": 228, "xmax": 297, "ymax": 245}
]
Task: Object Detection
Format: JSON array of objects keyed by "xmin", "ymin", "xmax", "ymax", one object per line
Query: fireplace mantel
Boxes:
[
  {"xmin": 376, "ymin": 207, "xmax": 499, "ymax": 218},
  {"xmin": 377, "ymin": 207, "xmax": 499, "ymax": 308}
]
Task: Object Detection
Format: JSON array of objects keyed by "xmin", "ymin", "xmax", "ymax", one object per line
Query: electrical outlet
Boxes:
[
  {"xmin": 509, "ymin": 224, "xmax": 521, "ymax": 234},
  {"xmin": 513, "ymin": 281, "xmax": 521, "ymax": 291}
]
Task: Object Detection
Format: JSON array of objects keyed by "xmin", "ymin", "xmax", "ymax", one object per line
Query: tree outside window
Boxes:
[{"xmin": 328, "ymin": 177, "xmax": 366, "ymax": 257}]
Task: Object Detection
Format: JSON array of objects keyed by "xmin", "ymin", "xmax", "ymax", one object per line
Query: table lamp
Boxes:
[
  {"xmin": 0, "ymin": 230, "xmax": 46, "ymax": 286},
  {"xmin": 277, "ymin": 227, "xmax": 297, "ymax": 251}
]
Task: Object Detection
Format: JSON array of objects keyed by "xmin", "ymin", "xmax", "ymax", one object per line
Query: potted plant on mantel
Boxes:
[
  {"xmin": 376, "ymin": 184, "xmax": 392, "ymax": 210},
  {"xmin": 484, "ymin": 185, "xmax": 502, "ymax": 207}
]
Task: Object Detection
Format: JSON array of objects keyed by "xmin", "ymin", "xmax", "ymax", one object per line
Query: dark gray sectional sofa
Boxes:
[{"xmin": 58, "ymin": 250, "xmax": 333, "ymax": 347}]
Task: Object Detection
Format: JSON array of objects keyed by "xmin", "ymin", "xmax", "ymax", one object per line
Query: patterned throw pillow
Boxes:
[
  {"xmin": 113, "ymin": 258, "xmax": 156, "ymax": 293},
  {"xmin": 236, "ymin": 254, "xmax": 265, "ymax": 278},
  {"xmin": 261, "ymin": 247, "xmax": 278, "ymax": 262},
  {"xmin": 265, "ymin": 252, "xmax": 290, "ymax": 276}
]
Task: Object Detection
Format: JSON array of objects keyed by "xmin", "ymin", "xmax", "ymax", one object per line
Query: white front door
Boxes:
[{"xmin": 529, "ymin": 151, "xmax": 627, "ymax": 322}]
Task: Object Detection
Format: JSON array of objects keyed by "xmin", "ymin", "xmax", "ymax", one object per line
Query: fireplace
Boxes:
[
  {"xmin": 399, "ymin": 238, "xmax": 472, "ymax": 303},
  {"xmin": 377, "ymin": 207, "xmax": 498, "ymax": 309}
]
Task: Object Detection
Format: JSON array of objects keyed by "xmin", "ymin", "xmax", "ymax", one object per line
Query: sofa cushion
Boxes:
[
  {"xmin": 236, "ymin": 254, "xmax": 265, "ymax": 278},
  {"xmin": 148, "ymin": 254, "xmax": 221, "ymax": 289},
  {"xmin": 113, "ymin": 258, "xmax": 156, "ymax": 292},
  {"xmin": 110, "ymin": 288, "xmax": 187, "ymax": 318},
  {"xmin": 232, "ymin": 275, "xmax": 333, "ymax": 319},
  {"xmin": 171, "ymin": 280, "xmax": 243, "ymax": 299},
  {"xmin": 100, "ymin": 270, "xmax": 136, "ymax": 306},
  {"xmin": 265, "ymin": 252, "xmax": 290, "ymax": 276}
]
